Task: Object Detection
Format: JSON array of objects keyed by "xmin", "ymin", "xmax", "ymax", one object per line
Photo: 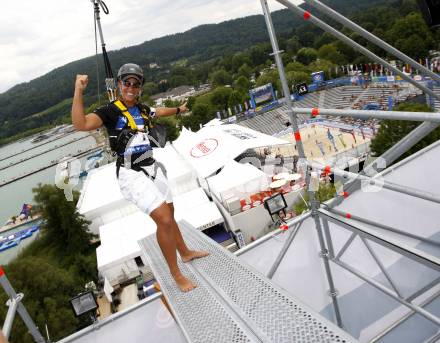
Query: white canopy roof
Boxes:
[
  {"xmin": 153, "ymin": 144, "xmax": 194, "ymax": 184},
  {"xmin": 173, "ymin": 187, "xmax": 224, "ymax": 230},
  {"xmin": 97, "ymin": 187, "xmax": 224, "ymax": 271},
  {"xmin": 77, "ymin": 162, "xmax": 125, "ymax": 215},
  {"xmin": 97, "ymin": 211, "xmax": 156, "ymax": 270},
  {"xmin": 207, "ymin": 160, "xmax": 269, "ymax": 202},
  {"xmin": 78, "ymin": 145, "xmax": 197, "ymax": 217},
  {"xmin": 173, "ymin": 124, "xmax": 288, "ymax": 178}
]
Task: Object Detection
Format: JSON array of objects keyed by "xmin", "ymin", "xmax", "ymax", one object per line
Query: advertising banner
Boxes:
[
  {"xmin": 311, "ymin": 71, "xmax": 325, "ymax": 84},
  {"xmin": 249, "ymin": 83, "xmax": 276, "ymax": 109}
]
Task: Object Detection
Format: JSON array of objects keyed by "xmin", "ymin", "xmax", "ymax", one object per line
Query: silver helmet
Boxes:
[{"xmin": 117, "ymin": 63, "xmax": 144, "ymax": 84}]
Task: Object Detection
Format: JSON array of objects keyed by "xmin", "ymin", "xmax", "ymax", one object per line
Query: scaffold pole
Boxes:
[
  {"xmin": 304, "ymin": 0, "xmax": 440, "ymax": 84},
  {"xmin": 260, "ymin": 0, "xmax": 307, "ymax": 160},
  {"xmin": 0, "ymin": 267, "xmax": 45, "ymax": 343},
  {"xmin": 292, "ymin": 107, "xmax": 440, "ymax": 122},
  {"xmin": 274, "ymin": 0, "xmax": 440, "ymax": 102}
]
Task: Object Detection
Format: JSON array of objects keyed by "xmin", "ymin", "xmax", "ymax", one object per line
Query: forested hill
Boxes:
[{"xmin": 0, "ymin": 0, "xmax": 405, "ymax": 138}]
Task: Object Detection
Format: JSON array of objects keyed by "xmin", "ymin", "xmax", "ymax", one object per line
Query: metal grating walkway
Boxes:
[{"xmin": 140, "ymin": 222, "xmax": 358, "ymax": 343}]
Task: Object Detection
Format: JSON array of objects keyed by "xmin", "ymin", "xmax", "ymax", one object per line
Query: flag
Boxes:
[
  {"xmin": 360, "ymin": 127, "xmax": 365, "ymax": 140},
  {"xmin": 317, "ymin": 142, "xmax": 325, "ymax": 156},
  {"xmin": 327, "ymin": 128, "xmax": 334, "ymax": 140},
  {"xmin": 350, "ymin": 130, "xmax": 357, "ymax": 143}
]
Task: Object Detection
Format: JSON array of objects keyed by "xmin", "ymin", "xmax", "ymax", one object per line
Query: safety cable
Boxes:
[
  {"xmin": 91, "ymin": 0, "xmax": 116, "ymax": 102},
  {"xmin": 94, "ymin": 8, "xmax": 101, "ymax": 105}
]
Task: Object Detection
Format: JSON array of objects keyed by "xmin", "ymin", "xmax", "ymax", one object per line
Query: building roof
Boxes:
[
  {"xmin": 173, "ymin": 124, "xmax": 288, "ymax": 178},
  {"xmin": 150, "ymin": 85, "xmax": 194, "ymax": 100},
  {"xmin": 96, "ymin": 211, "xmax": 156, "ymax": 270}
]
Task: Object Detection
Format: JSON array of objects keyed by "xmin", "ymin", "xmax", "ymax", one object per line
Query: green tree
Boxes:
[
  {"xmin": 249, "ymin": 45, "xmax": 268, "ymax": 66},
  {"xmin": 0, "ymin": 257, "xmax": 82, "ymax": 343},
  {"xmin": 234, "ymin": 76, "xmax": 251, "ymax": 93},
  {"xmin": 314, "ymin": 32, "xmax": 337, "ymax": 49},
  {"xmin": 293, "ymin": 183, "xmax": 336, "ymax": 215},
  {"xmin": 309, "ymin": 59, "xmax": 338, "ymax": 80},
  {"xmin": 237, "ymin": 64, "xmax": 252, "ymax": 79},
  {"xmin": 156, "ymin": 116, "xmax": 180, "ymax": 142},
  {"xmin": 285, "ymin": 37, "xmax": 301, "ymax": 55},
  {"xmin": 210, "ymin": 69, "xmax": 233, "ymax": 87},
  {"xmin": 399, "ymin": 0, "xmax": 419, "ymax": 15},
  {"xmin": 192, "ymin": 103, "xmax": 214, "ymax": 123},
  {"xmin": 32, "ymin": 184, "xmax": 96, "ymax": 258},
  {"xmin": 163, "ymin": 99, "xmax": 182, "ymax": 107},
  {"xmin": 0, "ymin": 183, "xmax": 99, "ymax": 342},
  {"xmin": 285, "ymin": 61, "xmax": 309, "ymax": 74},
  {"xmin": 286, "ymin": 71, "xmax": 311, "ymax": 90},
  {"xmin": 211, "ymin": 86, "xmax": 233, "ymax": 111},
  {"xmin": 228, "ymin": 90, "xmax": 243, "ymax": 108},
  {"xmin": 318, "ymin": 44, "xmax": 346, "ymax": 65},
  {"xmin": 297, "ymin": 30, "xmax": 316, "ymax": 47},
  {"xmin": 370, "ymin": 103, "xmax": 439, "ymax": 162},
  {"xmin": 186, "ymin": 96, "xmax": 196, "ymax": 111},
  {"xmin": 231, "ymin": 53, "xmax": 252, "ymax": 72},
  {"xmin": 158, "ymin": 80, "xmax": 169, "ymax": 93},
  {"xmin": 179, "ymin": 114, "xmax": 204, "ymax": 131},
  {"xmin": 296, "ymin": 47, "xmax": 318, "ymax": 65},
  {"xmin": 387, "ymin": 13, "xmax": 434, "ymax": 59},
  {"xmin": 143, "ymin": 82, "xmax": 159, "ymax": 96},
  {"xmin": 335, "ymin": 40, "xmax": 359, "ymax": 63}
]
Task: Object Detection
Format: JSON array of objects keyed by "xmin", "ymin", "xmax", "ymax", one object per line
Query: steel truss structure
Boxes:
[
  {"xmin": 1, "ymin": 1, "xmax": 439, "ymax": 342},
  {"xmin": 259, "ymin": 0, "xmax": 440, "ymax": 341}
]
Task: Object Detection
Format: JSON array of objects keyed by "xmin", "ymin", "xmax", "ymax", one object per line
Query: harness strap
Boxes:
[
  {"xmin": 115, "ymin": 158, "xmax": 167, "ymax": 180},
  {"xmin": 113, "ymin": 100, "xmax": 152, "ymax": 130}
]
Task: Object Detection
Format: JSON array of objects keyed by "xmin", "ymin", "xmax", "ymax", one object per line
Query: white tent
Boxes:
[
  {"xmin": 97, "ymin": 211, "xmax": 156, "ymax": 286},
  {"xmin": 78, "ymin": 145, "xmax": 200, "ymax": 233},
  {"xmin": 77, "ymin": 162, "xmax": 138, "ymax": 234},
  {"xmin": 173, "ymin": 124, "xmax": 288, "ymax": 178},
  {"xmin": 207, "ymin": 160, "xmax": 269, "ymax": 203},
  {"xmin": 173, "ymin": 188, "xmax": 224, "ymax": 231},
  {"xmin": 153, "ymin": 144, "xmax": 198, "ymax": 196}
]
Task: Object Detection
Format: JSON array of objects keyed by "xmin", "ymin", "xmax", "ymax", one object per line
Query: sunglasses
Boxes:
[{"xmin": 122, "ymin": 80, "xmax": 141, "ymax": 89}]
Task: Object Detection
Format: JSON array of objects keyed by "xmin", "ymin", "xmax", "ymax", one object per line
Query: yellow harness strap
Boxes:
[{"xmin": 113, "ymin": 100, "xmax": 138, "ymax": 130}]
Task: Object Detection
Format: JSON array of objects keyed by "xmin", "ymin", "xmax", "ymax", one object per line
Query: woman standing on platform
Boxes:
[{"xmin": 71, "ymin": 63, "xmax": 208, "ymax": 292}]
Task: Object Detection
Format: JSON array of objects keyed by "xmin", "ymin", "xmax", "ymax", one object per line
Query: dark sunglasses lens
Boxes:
[{"xmin": 123, "ymin": 80, "xmax": 140, "ymax": 88}]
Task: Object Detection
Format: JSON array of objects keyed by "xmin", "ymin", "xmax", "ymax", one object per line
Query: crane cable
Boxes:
[
  {"xmin": 91, "ymin": 0, "xmax": 116, "ymax": 102},
  {"xmin": 93, "ymin": 7, "xmax": 101, "ymax": 105}
]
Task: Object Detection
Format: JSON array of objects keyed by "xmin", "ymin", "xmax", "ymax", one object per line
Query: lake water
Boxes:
[{"xmin": 0, "ymin": 128, "xmax": 101, "ymax": 264}]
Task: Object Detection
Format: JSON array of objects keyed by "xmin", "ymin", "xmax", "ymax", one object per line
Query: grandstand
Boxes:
[
  {"xmin": 238, "ymin": 82, "xmax": 421, "ymax": 137},
  {"xmin": 433, "ymin": 86, "xmax": 440, "ymax": 111}
]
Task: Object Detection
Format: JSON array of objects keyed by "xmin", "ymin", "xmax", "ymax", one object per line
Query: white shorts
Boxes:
[{"xmin": 118, "ymin": 163, "xmax": 173, "ymax": 215}]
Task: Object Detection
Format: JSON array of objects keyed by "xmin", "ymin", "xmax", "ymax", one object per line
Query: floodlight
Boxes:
[
  {"xmin": 264, "ymin": 193, "xmax": 287, "ymax": 220},
  {"xmin": 69, "ymin": 291, "xmax": 98, "ymax": 318}
]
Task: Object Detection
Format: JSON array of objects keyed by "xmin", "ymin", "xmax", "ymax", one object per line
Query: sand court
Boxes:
[{"xmin": 274, "ymin": 124, "xmax": 371, "ymax": 161}]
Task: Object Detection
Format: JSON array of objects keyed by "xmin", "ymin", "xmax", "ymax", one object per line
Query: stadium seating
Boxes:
[{"xmin": 237, "ymin": 82, "xmax": 425, "ymax": 136}]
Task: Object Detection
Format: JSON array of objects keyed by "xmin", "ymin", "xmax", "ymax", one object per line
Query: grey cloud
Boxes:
[{"xmin": 0, "ymin": 0, "xmax": 295, "ymax": 92}]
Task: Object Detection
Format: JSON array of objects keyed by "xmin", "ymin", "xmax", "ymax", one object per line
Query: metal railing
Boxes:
[{"xmin": 260, "ymin": 0, "xmax": 440, "ymax": 341}]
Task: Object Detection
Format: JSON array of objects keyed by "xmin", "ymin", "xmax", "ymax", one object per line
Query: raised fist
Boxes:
[{"xmin": 75, "ymin": 74, "xmax": 89, "ymax": 91}]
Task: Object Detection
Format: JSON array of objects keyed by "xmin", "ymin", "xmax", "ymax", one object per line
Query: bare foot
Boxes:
[
  {"xmin": 180, "ymin": 250, "xmax": 210, "ymax": 263},
  {"xmin": 173, "ymin": 274, "xmax": 197, "ymax": 292}
]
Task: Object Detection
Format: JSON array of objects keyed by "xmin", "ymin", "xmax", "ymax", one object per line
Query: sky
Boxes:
[{"xmin": 0, "ymin": 0, "xmax": 302, "ymax": 94}]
